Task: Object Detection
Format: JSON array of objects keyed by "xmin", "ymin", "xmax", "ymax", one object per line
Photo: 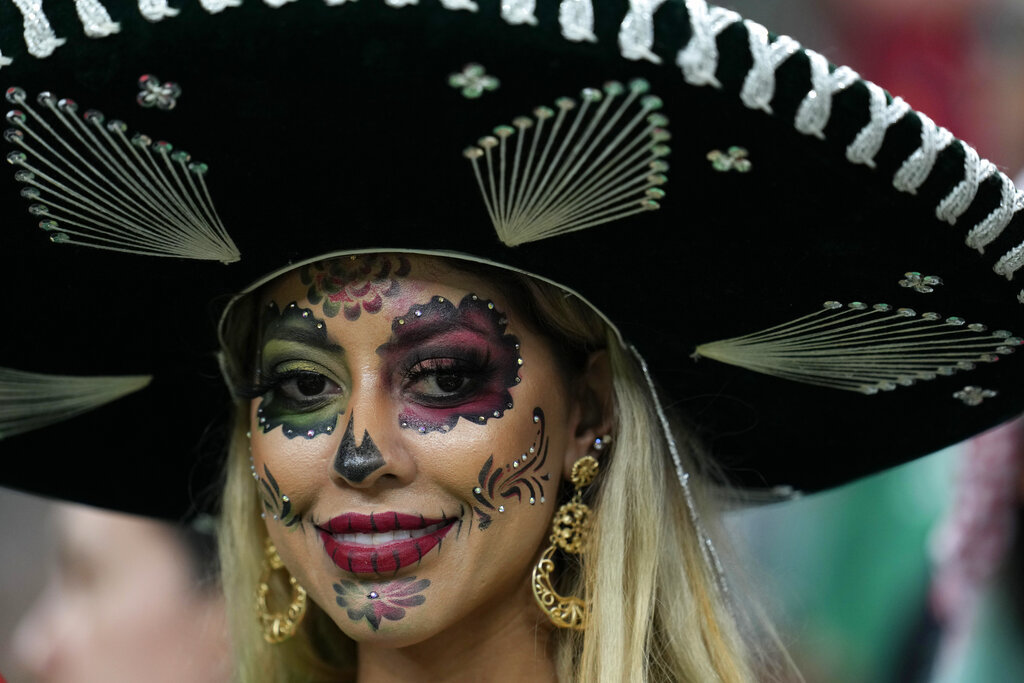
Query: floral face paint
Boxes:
[
  {"xmin": 376, "ymin": 294, "xmax": 522, "ymax": 434},
  {"xmin": 251, "ymin": 255, "xmax": 582, "ymax": 645},
  {"xmin": 301, "ymin": 254, "xmax": 411, "ymax": 320},
  {"xmin": 334, "ymin": 576, "xmax": 430, "ymax": 631}
]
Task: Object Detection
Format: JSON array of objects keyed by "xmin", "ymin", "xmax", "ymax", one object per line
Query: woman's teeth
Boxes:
[{"xmin": 333, "ymin": 521, "xmax": 446, "ymax": 546}]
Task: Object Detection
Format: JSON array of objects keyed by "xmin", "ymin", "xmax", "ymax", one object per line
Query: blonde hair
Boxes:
[{"xmin": 217, "ymin": 258, "xmax": 780, "ymax": 682}]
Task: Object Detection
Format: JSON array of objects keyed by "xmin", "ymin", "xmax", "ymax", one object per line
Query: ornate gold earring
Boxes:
[
  {"xmin": 532, "ymin": 454, "xmax": 600, "ymax": 630},
  {"xmin": 256, "ymin": 536, "xmax": 308, "ymax": 643}
]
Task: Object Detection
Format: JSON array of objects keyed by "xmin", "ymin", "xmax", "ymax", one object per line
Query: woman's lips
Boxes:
[{"xmin": 318, "ymin": 512, "xmax": 455, "ymax": 575}]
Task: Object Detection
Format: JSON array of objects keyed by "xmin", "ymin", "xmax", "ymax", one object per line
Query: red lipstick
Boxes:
[{"xmin": 318, "ymin": 512, "xmax": 455, "ymax": 575}]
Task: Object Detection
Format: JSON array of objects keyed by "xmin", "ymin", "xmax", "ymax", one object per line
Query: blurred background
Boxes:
[{"xmin": 2, "ymin": 0, "xmax": 1024, "ymax": 681}]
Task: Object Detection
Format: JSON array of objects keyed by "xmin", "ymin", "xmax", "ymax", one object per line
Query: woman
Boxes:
[
  {"xmin": 1, "ymin": 1, "xmax": 1022, "ymax": 681},
  {"xmin": 217, "ymin": 254, "xmax": 752, "ymax": 680}
]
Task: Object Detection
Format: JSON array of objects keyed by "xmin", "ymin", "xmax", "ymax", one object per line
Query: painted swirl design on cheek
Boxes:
[
  {"xmin": 300, "ymin": 254, "xmax": 411, "ymax": 320},
  {"xmin": 333, "ymin": 576, "xmax": 430, "ymax": 631},
  {"xmin": 471, "ymin": 407, "xmax": 550, "ymax": 530},
  {"xmin": 255, "ymin": 302, "xmax": 344, "ymax": 439},
  {"xmin": 376, "ymin": 294, "xmax": 523, "ymax": 434},
  {"xmin": 253, "ymin": 461, "xmax": 304, "ymax": 530}
]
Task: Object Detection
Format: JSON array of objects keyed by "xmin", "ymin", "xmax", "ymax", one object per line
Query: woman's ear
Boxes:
[{"xmin": 563, "ymin": 350, "xmax": 614, "ymax": 479}]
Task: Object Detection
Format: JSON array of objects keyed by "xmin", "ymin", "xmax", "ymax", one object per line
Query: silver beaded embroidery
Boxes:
[
  {"xmin": 707, "ymin": 146, "xmax": 751, "ymax": 172},
  {"xmin": 953, "ymin": 386, "xmax": 997, "ymax": 406},
  {"xmin": 899, "ymin": 271, "xmax": 943, "ymax": 293},
  {"xmin": 136, "ymin": 75, "xmax": 181, "ymax": 110},
  {"xmin": 449, "ymin": 64, "xmax": 499, "ymax": 99},
  {"xmin": 695, "ymin": 301, "xmax": 1019, "ymax": 395}
]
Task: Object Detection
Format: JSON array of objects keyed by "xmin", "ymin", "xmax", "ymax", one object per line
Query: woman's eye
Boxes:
[
  {"xmin": 278, "ymin": 372, "xmax": 339, "ymax": 401},
  {"xmin": 404, "ymin": 359, "xmax": 482, "ymax": 403},
  {"xmin": 422, "ymin": 370, "xmax": 468, "ymax": 395}
]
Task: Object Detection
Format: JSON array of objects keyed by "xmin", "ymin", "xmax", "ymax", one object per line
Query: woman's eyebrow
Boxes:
[{"xmin": 262, "ymin": 325, "xmax": 343, "ymax": 354}]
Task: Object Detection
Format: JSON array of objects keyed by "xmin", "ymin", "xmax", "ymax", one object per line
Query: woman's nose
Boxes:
[
  {"xmin": 332, "ymin": 411, "xmax": 386, "ymax": 484},
  {"xmin": 330, "ymin": 385, "xmax": 414, "ymax": 488}
]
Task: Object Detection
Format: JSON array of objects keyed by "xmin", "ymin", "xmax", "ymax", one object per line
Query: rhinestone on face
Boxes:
[
  {"xmin": 368, "ymin": 591, "xmax": 379, "ymax": 599},
  {"xmin": 473, "ymin": 487, "xmax": 482, "ymax": 494},
  {"xmin": 498, "ymin": 506, "xmax": 505, "ymax": 513}
]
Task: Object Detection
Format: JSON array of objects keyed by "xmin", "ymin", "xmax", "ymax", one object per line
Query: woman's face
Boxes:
[{"xmin": 249, "ymin": 254, "xmax": 587, "ymax": 646}]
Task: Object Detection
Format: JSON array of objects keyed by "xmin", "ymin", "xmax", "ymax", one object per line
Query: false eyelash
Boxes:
[
  {"xmin": 239, "ymin": 368, "xmax": 315, "ymax": 400},
  {"xmin": 398, "ymin": 348, "xmax": 490, "ymax": 379}
]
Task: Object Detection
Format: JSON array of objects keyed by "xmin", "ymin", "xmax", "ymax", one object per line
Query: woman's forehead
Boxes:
[{"xmin": 260, "ymin": 254, "xmax": 503, "ymax": 308}]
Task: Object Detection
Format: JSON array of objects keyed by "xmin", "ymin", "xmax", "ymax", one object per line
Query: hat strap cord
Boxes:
[{"xmin": 632, "ymin": 346, "xmax": 730, "ymax": 598}]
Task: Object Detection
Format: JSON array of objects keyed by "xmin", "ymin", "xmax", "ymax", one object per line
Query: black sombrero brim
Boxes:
[{"xmin": 1, "ymin": 0, "xmax": 1023, "ymax": 518}]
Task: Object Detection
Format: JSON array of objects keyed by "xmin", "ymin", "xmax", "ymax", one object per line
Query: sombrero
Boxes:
[{"xmin": 1, "ymin": 0, "xmax": 1022, "ymax": 520}]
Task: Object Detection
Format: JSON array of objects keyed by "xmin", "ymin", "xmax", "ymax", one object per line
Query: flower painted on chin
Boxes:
[
  {"xmin": 300, "ymin": 254, "xmax": 412, "ymax": 320},
  {"xmin": 376, "ymin": 294, "xmax": 523, "ymax": 434},
  {"xmin": 333, "ymin": 576, "xmax": 430, "ymax": 631}
]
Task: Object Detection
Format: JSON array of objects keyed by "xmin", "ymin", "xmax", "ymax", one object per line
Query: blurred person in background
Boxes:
[{"xmin": 9, "ymin": 502, "xmax": 229, "ymax": 683}]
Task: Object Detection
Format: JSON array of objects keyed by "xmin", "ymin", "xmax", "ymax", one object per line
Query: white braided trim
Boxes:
[
  {"xmin": 501, "ymin": 0, "xmax": 537, "ymax": 25},
  {"xmin": 740, "ymin": 21, "xmax": 799, "ymax": 114},
  {"xmin": 138, "ymin": 0, "xmax": 180, "ymax": 21},
  {"xmin": 560, "ymin": 0, "xmax": 595, "ymax": 42},
  {"xmin": 966, "ymin": 172, "xmax": 1024, "ymax": 252},
  {"xmin": 440, "ymin": 0, "xmax": 479, "ymax": 10},
  {"xmin": 936, "ymin": 144, "xmax": 996, "ymax": 226},
  {"xmin": 997, "ymin": 242, "xmax": 1024, "ymax": 280},
  {"xmin": 619, "ymin": 0, "xmax": 668, "ymax": 64},
  {"xmin": 12, "ymin": 0, "xmax": 66, "ymax": 58},
  {"xmin": 75, "ymin": 0, "xmax": 121, "ymax": 38},
  {"xmin": 893, "ymin": 111, "xmax": 954, "ymax": 194},
  {"xmin": 846, "ymin": 82, "xmax": 910, "ymax": 168},
  {"xmin": 5, "ymin": 0, "xmax": 1024, "ymax": 282},
  {"xmin": 198, "ymin": 0, "xmax": 241, "ymax": 12},
  {"xmin": 676, "ymin": 0, "xmax": 740, "ymax": 87},
  {"xmin": 794, "ymin": 50, "xmax": 858, "ymax": 139}
]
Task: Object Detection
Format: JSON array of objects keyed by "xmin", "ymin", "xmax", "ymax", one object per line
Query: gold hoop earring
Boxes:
[
  {"xmin": 256, "ymin": 536, "xmax": 308, "ymax": 643},
  {"xmin": 532, "ymin": 454, "xmax": 599, "ymax": 630}
]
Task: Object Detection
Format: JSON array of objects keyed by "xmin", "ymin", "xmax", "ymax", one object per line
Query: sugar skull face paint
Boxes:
[
  {"xmin": 249, "ymin": 254, "xmax": 590, "ymax": 648},
  {"xmin": 334, "ymin": 576, "xmax": 430, "ymax": 631},
  {"xmin": 300, "ymin": 254, "xmax": 411, "ymax": 320},
  {"xmin": 255, "ymin": 301, "xmax": 345, "ymax": 439},
  {"xmin": 333, "ymin": 412, "xmax": 387, "ymax": 483},
  {"xmin": 376, "ymin": 294, "xmax": 522, "ymax": 434},
  {"xmin": 471, "ymin": 407, "xmax": 550, "ymax": 530},
  {"xmin": 255, "ymin": 462, "xmax": 304, "ymax": 530}
]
